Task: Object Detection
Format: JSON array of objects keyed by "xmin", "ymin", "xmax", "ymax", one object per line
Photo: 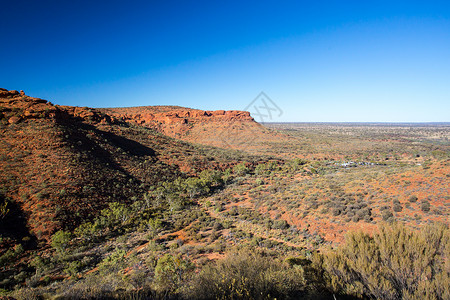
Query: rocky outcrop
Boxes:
[
  {"xmin": 97, "ymin": 106, "xmax": 270, "ymax": 150},
  {"xmin": 0, "ymin": 88, "xmax": 114, "ymax": 124},
  {"xmin": 0, "ymin": 89, "xmax": 252, "ymax": 128},
  {"xmin": 1, "ymin": 88, "xmax": 269, "ymax": 151},
  {"xmin": 99, "ymin": 107, "xmax": 254, "ymax": 127}
]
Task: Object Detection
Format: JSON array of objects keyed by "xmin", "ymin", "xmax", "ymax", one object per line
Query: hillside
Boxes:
[
  {"xmin": 99, "ymin": 106, "xmax": 289, "ymax": 152},
  {"xmin": 0, "ymin": 89, "xmax": 266, "ymax": 243}
]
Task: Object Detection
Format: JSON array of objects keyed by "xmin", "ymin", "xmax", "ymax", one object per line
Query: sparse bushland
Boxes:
[
  {"xmin": 8, "ymin": 222, "xmax": 448, "ymax": 300},
  {"xmin": 1, "ymin": 96, "xmax": 449, "ymax": 300}
]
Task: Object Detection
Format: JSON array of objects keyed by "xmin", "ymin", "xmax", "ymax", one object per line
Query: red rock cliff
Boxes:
[{"xmin": 99, "ymin": 106, "xmax": 254, "ymax": 126}]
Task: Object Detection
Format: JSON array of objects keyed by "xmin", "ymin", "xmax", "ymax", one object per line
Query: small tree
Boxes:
[
  {"xmin": 153, "ymin": 253, "xmax": 193, "ymax": 297},
  {"xmin": 233, "ymin": 163, "xmax": 249, "ymax": 176},
  {"xmin": 51, "ymin": 230, "xmax": 72, "ymax": 253},
  {"xmin": 185, "ymin": 177, "xmax": 209, "ymax": 199},
  {"xmin": 101, "ymin": 202, "xmax": 131, "ymax": 228},
  {"xmin": 199, "ymin": 169, "xmax": 223, "ymax": 187},
  {"xmin": 0, "ymin": 199, "xmax": 9, "ymax": 219}
]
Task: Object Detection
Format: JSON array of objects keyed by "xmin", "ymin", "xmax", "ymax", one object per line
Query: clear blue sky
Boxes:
[{"xmin": 1, "ymin": 0, "xmax": 449, "ymax": 122}]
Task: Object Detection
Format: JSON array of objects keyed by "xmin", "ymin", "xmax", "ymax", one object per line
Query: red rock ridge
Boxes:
[
  {"xmin": 1, "ymin": 89, "xmax": 263, "ymax": 151},
  {"xmin": 0, "ymin": 88, "xmax": 254, "ymax": 128},
  {"xmin": 99, "ymin": 107, "xmax": 254, "ymax": 126},
  {"xmin": 0, "ymin": 88, "xmax": 114, "ymax": 124}
]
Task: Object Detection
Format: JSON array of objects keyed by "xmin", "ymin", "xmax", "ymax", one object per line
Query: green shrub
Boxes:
[
  {"xmin": 101, "ymin": 202, "xmax": 131, "ymax": 228},
  {"xmin": 233, "ymin": 163, "xmax": 249, "ymax": 176},
  {"xmin": 408, "ymin": 195, "xmax": 418, "ymax": 203},
  {"xmin": 51, "ymin": 230, "xmax": 72, "ymax": 253},
  {"xmin": 255, "ymin": 178, "xmax": 264, "ymax": 185},
  {"xmin": 320, "ymin": 222, "xmax": 449, "ymax": 299},
  {"xmin": 273, "ymin": 219, "xmax": 289, "ymax": 230},
  {"xmin": 185, "ymin": 177, "xmax": 209, "ymax": 199},
  {"xmin": 0, "ymin": 199, "xmax": 9, "ymax": 219},
  {"xmin": 393, "ymin": 203, "xmax": 403, "ymax": 212},
  {"xmin": 98, "ymin": 248, "xmax": 127, "ymax": 275},
  {"xmin": 74, "ymin": 222, "xmax": 97, "ymax": 241},
  {"xmin": 153, "ymin": 253, "xmax": 193, "ymax": 296},
  {"xmin": 286, "ymin": 158, "xmax": 308, "ymax": 172},
  {"xmin": 0, "ymin": 249, "xmax": 15, "ymax": 267},
  {"xmin": 421, "ymin": 201, "xmax": 431, "ymax": 212},
  {"xmin": 186, "ymin": 249, "xmax": 307, "ymax": 299},
  {"xmin": 221, "ymin": 168, "xmax": 233, "ymax": 184},
  {"xmin": 199, "ymin": 169, "xmax": 223, "ymax": 187},
  {"xmin": 65, "ymin": 261, "xmax": 82, "ymax": 276},
  {"xmin": 147, "ymin": 218, "xmax": 163, "ymax": 235},
  {"xmin": 382, "ymin": 210, "xmax": 394, "ymax": 221},
  {"xmin": 30, "ymin": 255, "xmax": 49, "ymax": 275}
]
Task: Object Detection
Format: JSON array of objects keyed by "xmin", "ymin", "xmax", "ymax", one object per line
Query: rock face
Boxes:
[
  {"xmin": 98, "ymin": 106, "xmax": 261, "ymax": 149},
  {"xmin": 0, "ymin": 89, "xmax": 114, "ymax": 124},
  {"xmin": 0, "ymin": 89, "xmax": 253, "ymax": 130},
  {"xmin": 99, "ymin": 106, "xmax": 254, "ymax": 126}
]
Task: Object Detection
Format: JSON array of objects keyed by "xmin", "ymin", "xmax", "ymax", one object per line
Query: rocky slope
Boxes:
[
  {"xmin": 0, "ymin": 89, "xmax": 264, "ymax": 244},
  {"xmin": 99, "ymin": 106, "xmax": 288, "ymax": 151}
]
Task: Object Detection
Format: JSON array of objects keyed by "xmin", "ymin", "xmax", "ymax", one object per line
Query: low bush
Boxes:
[
  {"xmin": 186, "ymin": 249, "xmax": 308, "ymax": 299},
  {"xmin": 320, "ymin": 222, "xmax": 449, "ymax": 299},
  {"xmin": 51, "ymin": 230, "xmax": 72, "ymax": 254},
  {"xmin": 421, "ymin": 201, "xmax": 431, "ymax": 212},
  {"xmin": 233, "ymin": 163, "xmax": 249, "ymax": 176},
  {"xmin": 408, "ymin": 195, "xmax": 418, "ymax": 203}
]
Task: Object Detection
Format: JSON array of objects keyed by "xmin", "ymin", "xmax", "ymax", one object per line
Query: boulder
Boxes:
[{"xmin": 8, "ymin": 116, "xmax": 21, "ymax": 124}]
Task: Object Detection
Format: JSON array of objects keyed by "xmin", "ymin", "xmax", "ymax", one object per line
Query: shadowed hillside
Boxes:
[{"xmin": 0, "ymin": 89, "xmax": 266, "ymax": 243}]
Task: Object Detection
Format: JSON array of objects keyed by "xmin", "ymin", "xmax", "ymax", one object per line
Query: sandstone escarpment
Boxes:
[
  {"xmin": 98, "ymin": 106, "xmax": 272, "ymax": 150},
  {"xmin": 99, "ymin": 106, "xmax": 254, "ymax": 126},
  {"xmin": 0, "ymin": 88, "xmax": 114, "ymax": 124}
]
